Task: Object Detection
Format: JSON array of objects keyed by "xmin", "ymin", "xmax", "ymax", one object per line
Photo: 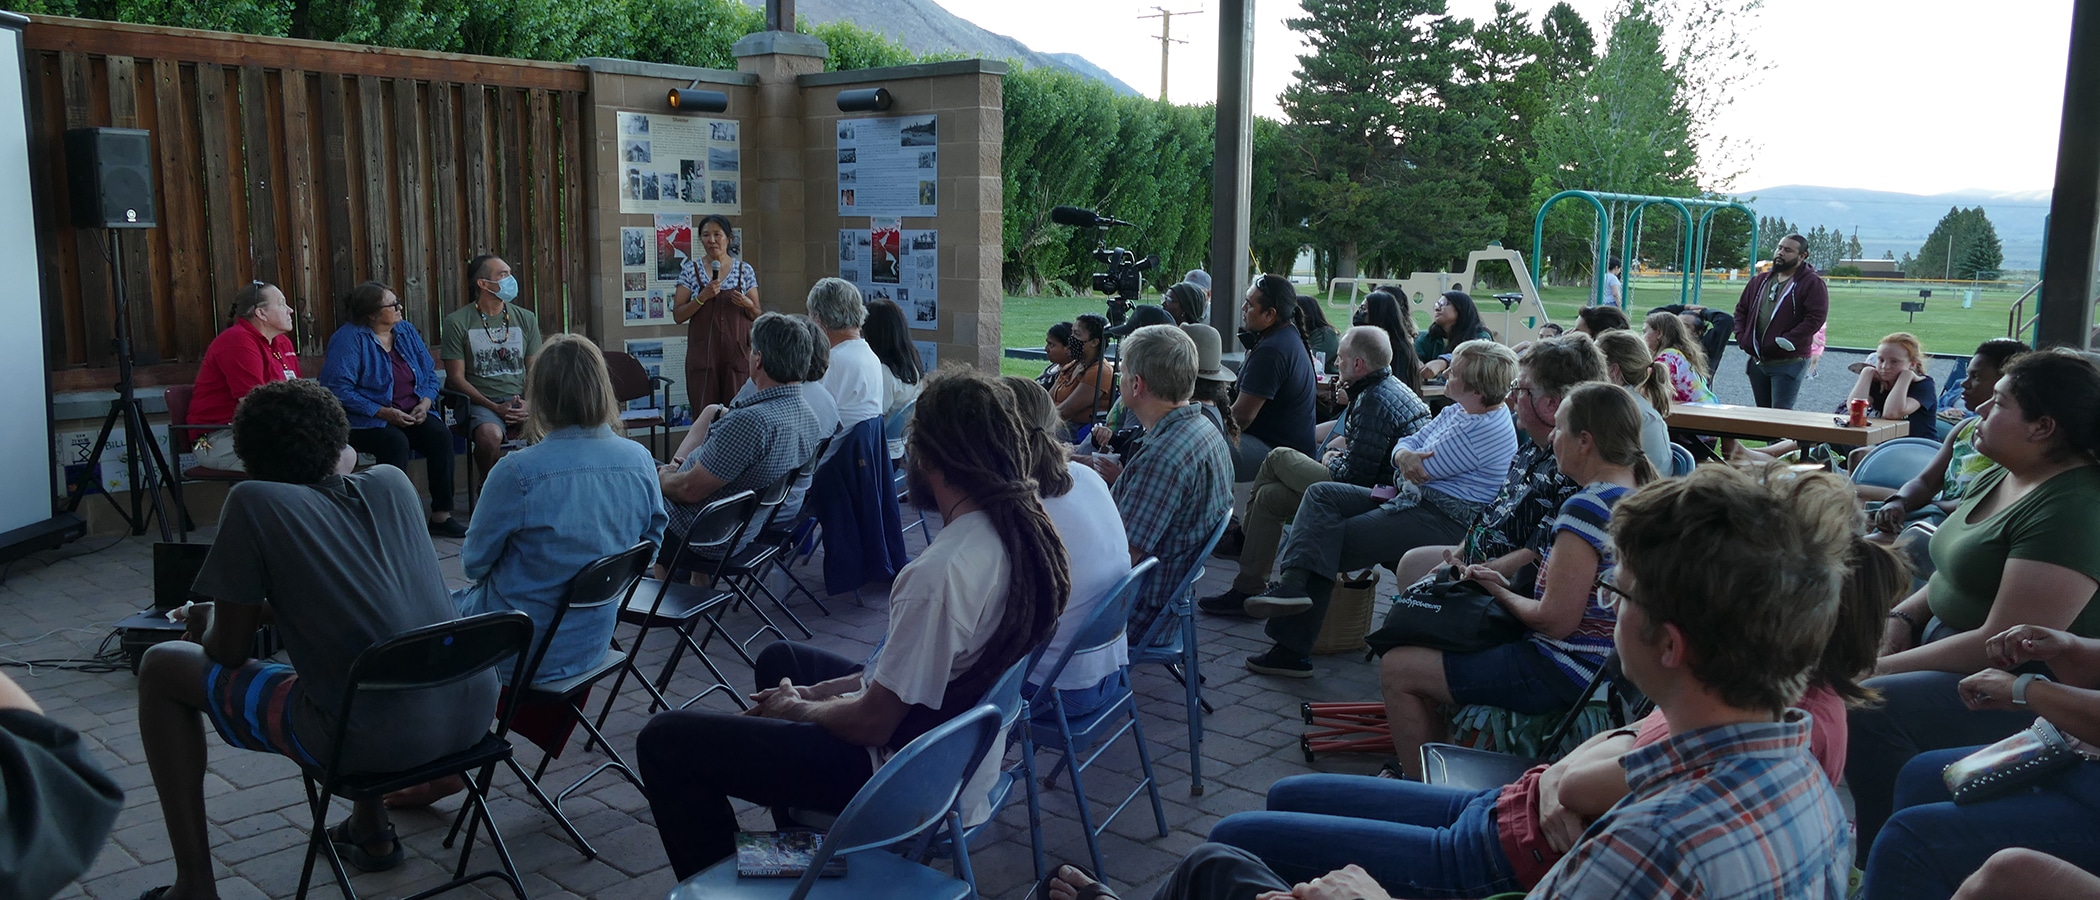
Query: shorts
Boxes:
[
  {"xmin": 1442, "ymin": 641, "xmax": 1587, "ymax": 715},
  {"xmin": 464, "ymin": 395, "xmax": 524, "ymax": 438},
  {"xmin": 204, "ymin": 659, "xmax": 320, "ymax": 768}
]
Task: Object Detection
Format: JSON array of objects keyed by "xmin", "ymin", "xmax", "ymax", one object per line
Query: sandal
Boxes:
[
  {"xmin": 1375, "ymin": 759, "xmax": 1410, "ymax": 780},
  {"xmin": 1042, "ymin": 863, "xmax": 1120, "ymax": 900},
  {"xmin": 326, "ymin": 818, "xmax": 404, "ymax": 872}
]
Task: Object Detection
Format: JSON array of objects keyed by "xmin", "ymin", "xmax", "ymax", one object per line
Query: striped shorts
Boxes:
[{"xmin": 203, "ymin": 659, "xmax": 320, "ymax": 768}]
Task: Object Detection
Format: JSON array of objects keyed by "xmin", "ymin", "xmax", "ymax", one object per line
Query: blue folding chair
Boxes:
[
  {"xmin": 906, "ymin": 655, "xmax": 1039, "ymax": 893},
  {"xmin": 1668, "ymin": 442, "xmax": 1696, "ymax": 477},
  {"xmin": 1028, "ymin": 558, "xmax": 1167, "ymax": 880},
  {"xmin": 668, "ymin": 705, "xmax": 1003, "ymax": 900},
  {"xmin": 1129, "ymin": 511, "xmax": 1232, "ymax": 795},
  {"xmin": 884, "ymin": 399, "xmax": 931, "ymax": 542},
  {"xmin": 1852, "ymin": 436, "xmax": 1943, "ymax": 490}
]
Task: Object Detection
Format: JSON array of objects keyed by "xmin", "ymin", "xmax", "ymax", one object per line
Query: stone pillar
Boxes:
[
  {"xmin": 735, "ymin": 31, "xmax": 831, "ymax": 305},
  {"xmin": 2039, "ymin": 0, "xmax": 2098, "ymax": 350}
]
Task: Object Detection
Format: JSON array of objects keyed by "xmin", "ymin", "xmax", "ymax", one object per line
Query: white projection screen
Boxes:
[{"xmin": 0, "ymin": 14, "xmax": 60, "ymax": 536}]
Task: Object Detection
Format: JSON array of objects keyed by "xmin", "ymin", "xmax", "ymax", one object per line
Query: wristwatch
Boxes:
[{"xmin": 2013, "ymin": 673, "xmax": 2051, "ymax": 706}]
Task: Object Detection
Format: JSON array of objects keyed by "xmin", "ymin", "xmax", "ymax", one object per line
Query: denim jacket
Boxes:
[
  {"xmin": 319, "ymin": 321, "xmax": 443, "ymax": 429},
  {"xmin": 452, "ymin": 426, "xmax": 668, "ymax": 683}
]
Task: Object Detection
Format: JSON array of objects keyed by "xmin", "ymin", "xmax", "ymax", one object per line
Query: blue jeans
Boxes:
[
  {"xmin": 1845, "ymin": 669, "xmax": 2037, "ymax": 865},
  {"xmin": 1744, "ymin": 356, "xmax": 1810, "ymax": 409},
  {"xmin": 1206, "ymin": 774, "xmax": 1520, "ymax": 898},
  {"xmin": 1862, "ymin": 748, "xmax": 2100, "ymax": 900}
]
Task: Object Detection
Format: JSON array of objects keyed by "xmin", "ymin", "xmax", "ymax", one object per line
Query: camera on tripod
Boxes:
[{"xmin": 1051, "ymin": 205, "xmax": 1157, "ymax": 326}]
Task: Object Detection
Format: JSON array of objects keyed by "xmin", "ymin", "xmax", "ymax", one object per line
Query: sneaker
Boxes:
[
  {"xmin": 1244, "ymin": 590, "xmax": 1313, "ymax": 619},
  {"xmin": 1245, "ymin": 648, "xmax": 1313, "ymax": 678},
  {"xmin": 1211, "ymin": 523, "xmax": 1245, "ymax": 559},
  {"xmin": 428, "ymin": 517, "xmax": 469, "ymax": 539},
  {"xmin": 1198, "ymin": 589, "xmax": 1253, "ymax": 617}
]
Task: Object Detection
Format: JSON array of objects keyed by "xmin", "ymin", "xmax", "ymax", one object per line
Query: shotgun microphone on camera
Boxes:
[{"xmin": 1050, "ymin": 205, "xmax": 1135, "ymax": 229}]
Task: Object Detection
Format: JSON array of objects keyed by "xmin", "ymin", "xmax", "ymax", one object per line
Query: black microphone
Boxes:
[{"xmin": 1050, "ymin": 205, "xmax": 1135, "ymax": 228}]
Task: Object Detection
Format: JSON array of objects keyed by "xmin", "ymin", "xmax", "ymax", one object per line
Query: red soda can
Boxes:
[{"xmin": 1848, "ymin": 398, "xmax": 1870, "ymax": 428}]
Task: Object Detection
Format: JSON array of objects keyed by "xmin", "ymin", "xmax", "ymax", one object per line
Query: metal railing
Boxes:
[{"xmin": 2007, "ymin": 281, "xmax": 2045, "ymax": 341}]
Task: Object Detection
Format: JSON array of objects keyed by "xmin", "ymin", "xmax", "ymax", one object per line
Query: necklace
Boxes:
[
  {"xmin": 941, "ymin": 496, "xmax": 971, "ymax": 522},
  {"xmin": 477, "ymin": 305, "xmax": 512, "ymax": 344}
]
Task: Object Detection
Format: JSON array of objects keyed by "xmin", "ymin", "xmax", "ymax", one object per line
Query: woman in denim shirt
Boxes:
[{"xmin": 319, "ymin": 281, "xmax": 460, "ymax": 535}]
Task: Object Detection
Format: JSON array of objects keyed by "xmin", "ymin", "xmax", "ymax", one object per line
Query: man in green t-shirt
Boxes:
[{"xmin": 441, "ymin": 254, "xmax": 544, "ymax": 481}]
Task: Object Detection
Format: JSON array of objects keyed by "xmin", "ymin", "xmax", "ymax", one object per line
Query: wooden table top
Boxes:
[{"xmin": 1667, "ymin": 402, "xmax": 1910, "ymax": 445}]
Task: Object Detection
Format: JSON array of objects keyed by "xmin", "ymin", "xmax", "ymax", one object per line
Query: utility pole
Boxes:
[{"xmin": 1138, "ymin": 6, "xmax": 1201, "ymax": 101}]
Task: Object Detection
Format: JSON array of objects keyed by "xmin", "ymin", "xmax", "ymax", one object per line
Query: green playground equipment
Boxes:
[{"xmin": 1530, "ymin": 190, "xmax": 1758, "ymax": 308}]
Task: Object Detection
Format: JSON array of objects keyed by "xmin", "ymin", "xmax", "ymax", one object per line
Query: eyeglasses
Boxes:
[
  {"xmin": 1594, "ymin": 575, "xmax": 1637, "ymax": 611},
  {"xmin": 382, "ymin": 301, "xmax": 403, "ymax": 310}
]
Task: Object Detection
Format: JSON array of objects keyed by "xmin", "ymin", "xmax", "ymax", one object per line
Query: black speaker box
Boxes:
[{"xmin": 64, "ymin": 126, "xmax": 156, "ymax": 229}]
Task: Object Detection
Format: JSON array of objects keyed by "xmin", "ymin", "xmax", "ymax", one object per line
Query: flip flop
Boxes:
[
  {"xmin": 1042, "ymin": 863, "xmax": 1120, "ymax": 900},
  {"xmin": 326, "ymin": 818, "xmax": 404, "ymax": 872}
]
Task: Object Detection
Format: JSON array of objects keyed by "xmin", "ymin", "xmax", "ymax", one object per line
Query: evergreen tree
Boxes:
[
  {"xmin": 1847, "ymin": 228, "xmax": 1864, "ymax": 262},
  {"xmin": 1911, "ymin": 206, "xmax": 2005, "ymax": 281}
]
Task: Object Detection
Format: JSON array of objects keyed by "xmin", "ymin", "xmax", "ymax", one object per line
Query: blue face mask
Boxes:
[{"xmin": 493, "ymin": 275, "xmax": 519, "ymax": 302}]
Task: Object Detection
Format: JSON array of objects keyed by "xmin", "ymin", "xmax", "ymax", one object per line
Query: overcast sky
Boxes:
[{"xmin": 933, "ymin": 0, "xmax": 2075, "ymax": 196}]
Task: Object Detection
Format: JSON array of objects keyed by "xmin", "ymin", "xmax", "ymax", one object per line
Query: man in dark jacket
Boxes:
[
  {"xmin": 1731, "ymin": 234, "xmax": 1828, "ymax": 409},
  {"xmin": 1202, "ymin": 326, "xmax": 1431, "ymax": 612}
]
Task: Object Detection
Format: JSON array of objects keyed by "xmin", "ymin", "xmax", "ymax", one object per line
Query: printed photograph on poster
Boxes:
[
  {"xmin": 616, "ymin": 111, "xmax": 742, "ymax": 215},
  {"xmin": 870, "ymin": 218, "xmax": 901, "ymax": 284},
  {"xmin": 624, "ymin": 338, "xmax": 693, "ymax": 425},
  {"xmin": 914, "ymin": 340, "xmax": 937, "ymax": 373},
  {"xmin": 865, "ymin": 285, "xmax": 894, "ymax": 305},
  {"xmin": 621, "ymin": 227, "xmax": 648, "ymax": 267},
  {"xmin": 835, "ymin": 114, "xmax": 938, "ymax": 217},
  {"xmin": 656, "ymin": 214, "xmax": 692, "ymax": 281},
  {"xmin": 648, "ymin": 291, "xmax": 666, "ymax": 320},
  {"xmin": 625, "ymin": 293, "xmax": 647, "ymax": 321},
  {"xmin": 907, "ymin": 287, "xmax": 937, "ymax": 329},
  {"xmin": 623, "ymin": 272, "xmax": 647, "ymax": 291}
]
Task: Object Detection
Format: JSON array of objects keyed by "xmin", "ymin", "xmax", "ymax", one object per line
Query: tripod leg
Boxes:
[
  {"xmin": 62, "ymin": 407, "xmax": 124, "ymax": 516},
  {"xmin": 131, "ymin": 400, "xmax": 193, "ymax": 539},
  {"xmin": 123, "ymin": 400, "xmax": 175, "ymax": 543}
]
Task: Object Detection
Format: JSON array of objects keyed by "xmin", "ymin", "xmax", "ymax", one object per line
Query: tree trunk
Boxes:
[{"xmin": 1335, "ymin": 242, "xmax": 1360, "ymax": 282}]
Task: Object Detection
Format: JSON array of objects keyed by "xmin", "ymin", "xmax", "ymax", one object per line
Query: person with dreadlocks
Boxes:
[{"xmin": 634, "ymin": 367, "xmax": 1072, "ymax": 880}]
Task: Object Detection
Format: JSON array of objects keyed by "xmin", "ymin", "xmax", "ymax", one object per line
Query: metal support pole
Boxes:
[
  {"xmin": 2039, "ymin": 0, "xmax": 2099, "ymax": 350},
  {"xmin": 1209, "ymin": 0, "xmax": 1255, "ymax": 334}
]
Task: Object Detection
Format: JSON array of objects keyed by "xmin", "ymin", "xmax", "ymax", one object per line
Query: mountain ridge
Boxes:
[
  {"xmin": 1730, "ymin": 184, "xmax": 2050, "ymax": 270},
  {"xmin": 753, "ymin": 0, "xmax": 1140, "ymax": 96}
]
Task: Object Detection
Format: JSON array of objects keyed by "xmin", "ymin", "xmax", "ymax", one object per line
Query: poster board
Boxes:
[
  {"xmin": 618, "ymin": 111, "xmax": 742, "ymax": 216},
  {"xmin": 839, "ymin": 224, "xmax": 937, "ymax": 331},
  {"xmin": 622, "ymin": 219, "xmax": 743, "ymax": 328},
  {"xmin": 622, "ymin": 336, "xmax": 693, "ymax": 426},
  {"xmin": 835, "ymin": 115, "xmax": 937, "ymax": 217}
]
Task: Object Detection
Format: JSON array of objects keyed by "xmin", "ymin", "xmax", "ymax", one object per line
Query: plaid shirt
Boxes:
[
  {"xmin": 668, "ymin": 384, "xmax": 821, "ymax": 538},
  {"xmin": 1112, "ymin": 403, "xmax": 1233, "ymax": 641},
  {"xmin": 1526, "ymin": 710, "xmax": 1851, "ymax": 900}
]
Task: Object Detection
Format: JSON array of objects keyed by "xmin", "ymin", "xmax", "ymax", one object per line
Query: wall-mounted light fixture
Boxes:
[
  {"xmin": 835, "ymin": 88, "xmax": 892, "ymax": 113},
  {"xmin": 668, "ymin": 79, "xmax": 729, "ymax": 113}
]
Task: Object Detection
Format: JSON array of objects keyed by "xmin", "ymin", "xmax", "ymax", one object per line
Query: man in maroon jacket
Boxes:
[{"xmin": 1731, "ymin": 234, "xmax": 1828, "ymax": 409}]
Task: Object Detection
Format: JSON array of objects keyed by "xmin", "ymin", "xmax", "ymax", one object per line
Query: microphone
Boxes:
[{"xmin": 1050, "ymin": 205, "xmax": 1134, "ymax": 228}]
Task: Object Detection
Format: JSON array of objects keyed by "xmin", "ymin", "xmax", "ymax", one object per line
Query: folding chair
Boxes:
[
  {"xmin": 293, "ymin": 611, "xmax": 536, "ymax": 900},
  {"xmin": 1027, "ymin": 558, "xmax": 1168, "ymax": 880},
  {"xmin": 668, "ymin": 705, "xmax": 1001, "ymax": 900},
  {"xmin": 1851, "ymin": 436, "xmax": 1943, "ymax": 491},
  {"xmin": 716, "ymin": 436, "xmax": 834, "ymax": 642},
  {"xmin": 590, "ymin": 491, "xmax": 760, "ymax": 731},
  {"xmin": 900, "ymin": 655, "xmax": 1041, "ymax": 892},
  {"xmin": 442, "ymin": 389, "xmax": 523, "ymax": 512},
  {"xmin": 449, "ymin": 542, "xmax": 655, "ymax": 861},
  {"xmin": 885, "ymin": 400, "xmax": 930, "ymax": 542},
  {"xmin": 604, "ymin": 350, "xmax": 674, "ymax": 461},
  {"xmin": 1129, "ymin": 511, "xmax": 1233, "ymax": 795},
  {"xmin": 703, "ymin": 471, "xmax": 808, "ymax": 644},
  {"xmin": 1420, "ymin": 652, "xmax": 1651, "ymax": 790}
]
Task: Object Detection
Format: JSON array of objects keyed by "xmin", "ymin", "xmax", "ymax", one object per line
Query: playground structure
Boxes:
[
  {"xmin": 1531, "ymin": 190, "xmax": 1759, "ymax": 309},
  {"xmin": 1326, "ymin": 243, "xmax": 1555, "ymax": 345}
]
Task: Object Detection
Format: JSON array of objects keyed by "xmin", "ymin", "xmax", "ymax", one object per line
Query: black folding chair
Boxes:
[
  {"xmin": 446, "ymin": 542, "xmax": 654, "ymax": 861},
  {"xmin": 714, "ymin": 436, "xmax": 834, "ymax": 640},
  {"xmin": 293, "ymin": 610, "xmax": 535, "ymax": 900},
  {"xmin": 589, "ymin": 491, "xmax": 760, "ymax": 734}
]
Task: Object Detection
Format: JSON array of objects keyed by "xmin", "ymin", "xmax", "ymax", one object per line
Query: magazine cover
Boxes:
[{"xmin": 735, "ymin": 831, "xmax": 847, "ymax": 878}]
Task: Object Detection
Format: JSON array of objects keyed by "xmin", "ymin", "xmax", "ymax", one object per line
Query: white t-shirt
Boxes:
[
  {"xmin": 865, "ymin": 510, "xmax": 1009, "ymax": 827},
  {"xmin": 823, "ymin": 338, "xmax": 886, "ymax": 428},
  {"xmin": 880, "ymin": 368, "xmax": 922, "ymax": 460},
  {"xmin": 1033, "ymin": 462, "xmax": 1132, "ymax": 690}
]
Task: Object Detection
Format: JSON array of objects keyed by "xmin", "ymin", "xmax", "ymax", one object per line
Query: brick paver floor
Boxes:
[{"xmin": 19, "ymin": 510, "xmax": 1410, "ymax": 900}]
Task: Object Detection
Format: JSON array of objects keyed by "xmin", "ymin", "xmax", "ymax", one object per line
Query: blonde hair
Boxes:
[
  {"xmin": 1644, "ymin": 311, "xmax": 1709, "ymax": 379},
  {"xmin": 1449, "ymin": 339, "xmax": 1517, "ymax": 406},
  {"xmin": 1596, "ymin": 330, "xmax": 1672, "ymax": 417},
  {"xmin": 524, "ymin": 333, "xmax": 623, "ymax": 441},
  {"xmin": 1879, "ymin": 332, "xmax": 1927, "ymax": 375},
  {"xmin": 1562, "ymin": 383, "xmax": 1659, "ymax": 485}
]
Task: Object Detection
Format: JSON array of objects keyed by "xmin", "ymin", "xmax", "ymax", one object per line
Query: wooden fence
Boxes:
[{"xmin": 25, "ymin": 17, "xmax": 593, "ymax": 392}]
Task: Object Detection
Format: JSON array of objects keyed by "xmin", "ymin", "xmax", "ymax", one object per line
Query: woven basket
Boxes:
[{"xmin": 1312, "ymin": 570, "xmax": 1380, "ymax": 655}]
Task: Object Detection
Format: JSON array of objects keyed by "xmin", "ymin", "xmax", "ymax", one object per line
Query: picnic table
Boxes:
[{"xmin": 1668, "ymin": 402, "xmax": 1910, "ymax": 446}]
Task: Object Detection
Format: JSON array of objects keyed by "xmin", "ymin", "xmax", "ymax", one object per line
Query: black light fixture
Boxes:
[
  {"xmin": 836, "ymin": 88, "xmax": 892, "ymax": 112},
  {"xmin": 668, "ymin": 80, "xmax": 729, "ymax": 113}
]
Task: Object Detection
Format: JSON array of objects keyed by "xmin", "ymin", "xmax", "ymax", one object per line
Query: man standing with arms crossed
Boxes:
[{"xmin": 1732, "ymin": 233, "xmax": 1828, "ymax": 409}]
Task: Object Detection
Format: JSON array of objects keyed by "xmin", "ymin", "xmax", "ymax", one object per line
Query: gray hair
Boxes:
[
  {"xmin": 800, "ymin": 315, "xmax": 831, "ymax": 381},
  {"xmin": 752, "ymin": 312, "xmax": 815, "ymax": 383},
  {"xmin": 1340, "ymin": 325, "xmax": 1393, "ymax": 370},
  {"xmin": 1121, "ymin": 324, "xmax": 1197, "ymax": 403},
  {"xmin": 805, "ymin": 277, "xmax": 867, "ymax": 330}
]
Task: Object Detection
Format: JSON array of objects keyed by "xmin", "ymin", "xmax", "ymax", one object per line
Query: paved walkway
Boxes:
[{"xmin": 22, "ymin": 509, "xmax": 1406, "ymax": 900}]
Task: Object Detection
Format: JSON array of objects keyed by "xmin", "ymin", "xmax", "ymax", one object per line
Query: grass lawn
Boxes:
[{"xmin": 994, "ymin": 277, "xmax": 2029, "ymax": 378}]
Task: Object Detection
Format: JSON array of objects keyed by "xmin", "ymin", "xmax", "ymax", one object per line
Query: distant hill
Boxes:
[
  {"xmin": 1730, "ymin": 184, "xmax": 2052, "ymax": 272},
  {"xmin": 752, "ymin": 0, "xmax": 1141, "ymax": 96}
]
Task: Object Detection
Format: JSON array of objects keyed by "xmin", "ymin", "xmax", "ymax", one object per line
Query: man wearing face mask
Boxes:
[
  {"xmin": 1731, "ymin": 234, "xmax": 1828, "ymax": 409},
  {"xmin": 443, "ymin": 254, "xmax": 545, "ymax": 483}
]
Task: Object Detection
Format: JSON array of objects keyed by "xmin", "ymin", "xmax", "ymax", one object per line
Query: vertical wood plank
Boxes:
[
  {"xmin": 105, "ymin": 55, "xmax": 160, "ymax": 364},
  {"xmin": 238, "ymin": 65, "xmax": 279, "ymax": 287},
  {"xmin": 36, "ymin": 52, "xmax": 85, "ymax": 366},
  {"xmin": 280, "ymin": 70, "xmax": 323, "ymax": 357},
  {"xmin": 560, "ymin": 90, "xmax": 587, "ymax": 340},
  {"xmin": 497, "ymin": 88, "xmax": 525, "ymax": 270},
  {"xmin": 152, "ymin": 58, "xmax": 208, "ymax": 361},
  {"xmin": 61, "ymin": 52, "xmax": 113, "ymax": 368},
  {"xmin": 430, "ymin": 82, "xmax": 462, "ymax": 317},
  {"xmin": 318, "ymin": 73, "xmax": 354, "ymax": 324},
  {"xmin": 528, "ymin": 88, "xmax": 556, "ymax": 337},
  {"xmin": 195, "ymin": 63, "xmax": 243, "ymax": 328},
  {"xmin": 356, "ymin": 75, "xmax": 390, "ymax": 284},
  {"xmin": 393, "ymin": 78, "xmax": 431, "ymax": 330},
  {"xmin": 461, "ymin": 84, "xmax": 490, "ymax": 261}
]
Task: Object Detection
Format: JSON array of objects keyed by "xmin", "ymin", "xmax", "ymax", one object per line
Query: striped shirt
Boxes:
[
  {"xmin": 1526, "ymin": 710, "xmax": 1851, "ymax": 899},
  {"xmin": 1393, "ymin": 403, "xmax": 1518, "ymax": 505},
  {"xmin": 1527, "ymin": 483, "xmax": 1627, "ymax": 687}
]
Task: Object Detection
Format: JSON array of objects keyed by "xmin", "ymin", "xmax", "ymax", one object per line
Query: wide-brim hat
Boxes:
[{"xmin": 1181, "ymin": 323, "xmax": 1237, "ymax": 382}]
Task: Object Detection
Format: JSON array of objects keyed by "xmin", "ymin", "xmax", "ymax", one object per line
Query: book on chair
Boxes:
[{"xmin": 734, "ymin": 831, "xmax": 847, "ymax": 878}]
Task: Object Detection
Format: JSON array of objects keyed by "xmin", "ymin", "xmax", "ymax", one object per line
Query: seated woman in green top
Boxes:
[
  {"xmin": 1848, "ymin": 348, "xmax": 2100, "ymax": 864},
  {"xmin": 1864, "ymin": 338, "xmax": 2032, "ymax": 524},
  {"xmin": 1414, "ymin": 290, "xmax": 1494, "ymax": 381}
]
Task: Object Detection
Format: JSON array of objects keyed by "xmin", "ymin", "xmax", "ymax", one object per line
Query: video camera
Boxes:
[{"xmin": 1051, "ymin": 205, "xmax": 1157, "ymax": 326}]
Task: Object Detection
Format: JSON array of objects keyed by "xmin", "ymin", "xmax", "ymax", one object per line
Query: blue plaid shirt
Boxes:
[
  {"xmin": 1527, "ymin": 710, "xmax": 1851, "ymax": 899},
  {"xmin": 1111, "ymin": 403, "xmax": 1233, "ymax": 641}
]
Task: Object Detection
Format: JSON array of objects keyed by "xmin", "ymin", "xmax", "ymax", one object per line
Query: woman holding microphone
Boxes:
[{"xmin": 671, "ymin": 215, "xmax": 761, "ymax": 408}]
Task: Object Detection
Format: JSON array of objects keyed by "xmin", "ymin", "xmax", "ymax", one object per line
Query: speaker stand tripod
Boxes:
[{"xmin": 63, "ymin": 230, "xmax": 188, "ymax": 541}]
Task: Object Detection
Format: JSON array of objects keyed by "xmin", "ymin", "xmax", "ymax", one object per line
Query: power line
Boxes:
[{"xmin": 1137, "ymin": 6, "xmax": 1202, "ymax": 102}]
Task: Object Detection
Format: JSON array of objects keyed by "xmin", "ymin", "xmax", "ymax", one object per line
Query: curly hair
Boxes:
[
  {"xmin": 906, "ymin": 368, "xmax": 1071, "ymax": 710},
  {"xmin": 233, "ymin": 379, "xmax": 350, "ymax": 484}
]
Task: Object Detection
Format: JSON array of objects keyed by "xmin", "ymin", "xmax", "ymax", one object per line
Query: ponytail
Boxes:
[{"xmin": 1597, "ymin": 330, "xmax": 1673, "ymax": 418}]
